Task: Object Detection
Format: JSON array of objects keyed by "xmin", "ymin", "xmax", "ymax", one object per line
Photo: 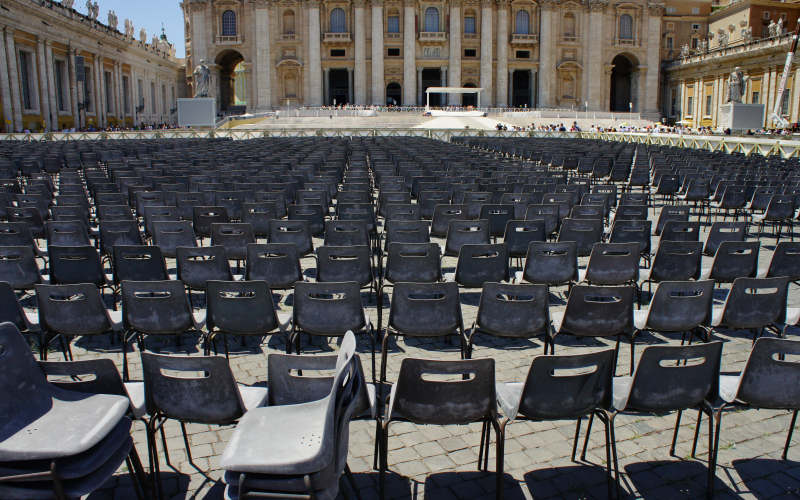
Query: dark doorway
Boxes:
[
  {"xmin": 386, "ymin": 82, "xmax": 401, "ymax": 106},
  {"xmin": 328, "ymin": 69, "xmax": 349, "ymax": 105},
  {"xmin": 421, "ymin": 68, "xmax": 442, "ymax": 107},
  {"xmin": 610, "ymin": 54, "xmax": 634, "ymax": 112},
  {"xmin": 462, "ymin": 83, "xmax": 477, "ymax": 107},
  {"xmin": 512, "ymin": 70, "xmax": 532, "ymax": 108},
  {"xmin": 216, "ymin": 50, "xmax": 244, "ymax": 112}
]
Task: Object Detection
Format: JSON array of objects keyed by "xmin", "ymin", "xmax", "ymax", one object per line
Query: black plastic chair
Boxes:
[
  {"xmin": 516, "ymin": 241, "xmax": 578, "ymax": 293},
  {"xmin": 711, "ymin": 277, "xmax": 788, "ymax": 342},
  {"xmin": 324, "ymin": 220, "xmax": 371, "ymax": 247},
  {"xmin": 525, "ymin": 204, "xmax": 560, "ymax": 237},
  {"xmin": 151, "ymin": 220, "xmax": 197, "ymax": 258},
  {"xmin": 269, "ymin": 219, "xmax": 314, "ymax": 257},
  {"xmin": 444, "ymin": 219, "xmax": 490, "ymax": 257},
  {"xmin": 557, "ymin": 218, "xmax": 603, "ymax": 257},
  {"xmin": 579, "ymin": 242, "xmax": 640, "ymax": 292},
  {"xmin": 642, "ymin": 240, "xmax": 703, "ymax": 297},
  {"xmin": 465, "ymin": 282, "xmax": 550, "ymax": 358},
  {"xmin": 703, "ymin": 221, "xmax": 746, "ymax": 257},
  {"xmin": 211, "ymin": 222, "xmax": 255, "ymax": 269},
  {"xmin": 176, "ymin": 245, "xmax": 233, "ymax": 305},
  {"xmin": 0, "ymin": 280, "xmax": 39, "ymax": 339},
  {"xmin": 479, "ymin": 204, "xmax": 515, "ymax": 240},
  {"xmin": 660, "ymin": 220, "xmax": 701, "ymax": 242},
  {"xmin": 45, "ymin": 220, "xmax": 91, "ymax": 247},
  {"xmin": 99, "ymin": 219, "xmax": 144, "ymax": 260},
  {"xmin": 193, "ymin": 206, "xmax": 230, "ymax": 241},
  {"xmin": 316, "ymin": 244, "xmax": 376, "ymax": 302},
  {"xmin": 760, "ymin": 241, "xmax": 800, "ymax": 284},
  {"xmin": 503, "ymin": 219, "xmax": 545, "ymax": 268},
  {"xmin": 245, "ymin": 242, "xmax": 304, "ymax": 294},
  {"xmin": 700, "ymin": 241, "xmax": 759, "ymax": 284},
  {"xmin": 0, "ymin": 245, "xmax": 42, "ymax": 291},
  {"xmin": 242, "ymin": 202, "xmax": 277, "ymax": 239},
  {"xmin": 655, "ymin": 205, "xmax": 690, "ymax": 236},
  {"xmin": 47, "ymin": 244, "xmax": 112, "ymax": 296},
  {"xmin": 447, "ymin": 243, "xmax": 509, "ymax": 288},
  {"xmin": 608, "ymin": 219, "xmax": 652, "ymax": 267},
  {"xmin": 752, "ymin": 194, "xmax": 795, "ymax": 241},
  {"xmin": 205, "ymin": 280, "xmax": 291, "ymax": 358},
  {"xmin": 288, "ymin": 204, "xmax": 325, "ymax": 237}
]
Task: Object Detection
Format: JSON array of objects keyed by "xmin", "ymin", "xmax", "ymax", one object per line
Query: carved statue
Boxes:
[
  {"xmin": 139, "ymin": 27, "xmax": 147, "ymax": 43},
  {"xmin": 61, "ymin": 0, "xmax": 74, "ymax": 9},
  {"xmin": 741, "ymin": 26, "xmax": 753, "ymax": 43},
  {"xmin": 768, "ymin": 20, "xmax": 778, "ymax": 38},
  {"xmin": 91, "ymin": 1, "xmax": 99, "ymax": 20},
  {"xmin": 718, "ymin": 30, "xmax": 729, "ymax": 48},
  {"xmin": 698, "ymin": 38, "xmax": 708, "ymax": 53},
  {"xmin": 107, "ymin": 9, "xmax": 117, "ymax": 30},
  {"xmin": 151, "ymin": 35, "xmax": 159, "ymax": 47},
  {"xmin": 124, "ymin": 18, "xmax": 135, "ymax": 38},
  {"xmin": 193, "ymin": 59, "xmax": 211, "ymax": 98},
  {"xmin": 726, "ymin": 67, "xmax": 749, "ymax": 103},
  {"xmin": 777, "ymin": 17, "xmax": 785, "ymax": 36},
  {"xmin": 680, "ymin": 43, "xmax": 690, "ymax": 59}
]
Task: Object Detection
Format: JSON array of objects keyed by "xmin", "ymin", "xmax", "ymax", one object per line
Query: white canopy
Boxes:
[{"xmin": 424, "ymin": 87, "xmax": 484, "ymax": 109}]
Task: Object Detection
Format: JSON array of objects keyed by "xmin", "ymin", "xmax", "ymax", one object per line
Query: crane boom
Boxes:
[{"xmin": 770, "ymin": 20, "xmax": 800, "ymax": 128}]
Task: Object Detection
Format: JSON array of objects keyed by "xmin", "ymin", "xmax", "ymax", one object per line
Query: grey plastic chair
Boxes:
[
  {"xmin": 176, "ymin": 245, "xmax": 233, "ymax": 307},
  {"xmin": 641, "ymin": 240, "xmax": 702, "ymax": 297},
  {"xmin": 630, "ymin": 280, "xmax": 714, "ymax": 373},
  {"xmin": 0, "ymin": 322, "xmax": 147, "ymax": 500},
  {"xmin": 557, "ymin": 217, "xmax": 604, "ymax": 257},
  {"xmin": 378, "ymin": 357, "xmax": 502, "ymax": 499},
  {"xmin": 660, "ymin": 220, "xmax": 701, "ymax": 242},
  {"xmin": 444, "ymin": 219, "xmax": 490, "ymax": 257},
  {"xmin": 655, "ymin": 205, "xmax": 690, "ymax": 236},
  {"xmin": 703, "ymin": 221, "xmax": 746, "ymax": 257},
  {"xmin": 700, "ymin": 241, "xmax": 759, "ymax": 284},
  {"xmin": 578, "ymin": 242, "xmax": 640, "ymax": 293},
  {"xmin": 141, "ymin": 351, "xmax": 268, "ymax": 498},
  {"xmin": 516, "ymin": 241, "xmax": 578, "ymax": 293},
  {"xmin": 711, "ymin": 277, "xmax": 789, "ymax": 342},
  {"xmin": 495, "ymin": 349, "xmax": 617, "ymax": 497},
  {"xmin": 465, "ymin": 282, "xmax": 550, "ymax": 358},
  {"xmin": 220, "ymin": 331, "xmax": 361, "ymax": 500},
  {"xmin": 759, "ymin": 241, "xmax": 800, "ymax": 284},
  {"xmin": 446, "ymin": 243, "xmax": 510, "ymax": 288},
  {"xmin": 0, "ymin": 245, "xmax": 42, "ymax": 291}
]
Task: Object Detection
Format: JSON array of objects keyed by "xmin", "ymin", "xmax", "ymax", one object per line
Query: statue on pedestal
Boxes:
[
  {"xmin": 124, "ymin": 19, "xmax": 134, "ymax": 38},
  {"xmin": 725, "ymin": 67, "xmax": 749, "ymax": 103},
  {"xmin": 741, "ymin": 26, "xmax": 753, "ymax": 44},
  {"xmin": 139, "ymin": 27, "xmax": 147, "ymax": 43},
  {"xmin": 193, "ymin": 59, "xmax": 211, "ymax": 98},
  {"xmin": 718, "ymin": 30, "xmax": 729, "ymax": 48},
  {"xmin": 680, "ymin": 44, "xmax": 690, "ymax": 59},
  {"xmin": 107, "ymin": 10, "xmax": 117, "ymax": 30}
]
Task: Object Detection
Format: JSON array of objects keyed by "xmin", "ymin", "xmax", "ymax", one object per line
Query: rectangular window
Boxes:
[
  {"xmin": 150, "ymin": 81, "xmax": 156, "ymax": 114},
  {"xmin": 687, "ymin": 97, "xmax": 693, "ymax": 116},
  {"xmin": 18, "ymin": 50, "xmax": 34, "ymax": 110},
  {"xmin": 104, "ymin": 71, "xmax": 113, "ymax": 113},
  {"xmin": 84, "ymin": 65, "xmax": 93, "ymax": 112},
  {"xmin": 464, "ymin": 48, "xmax": 477, "ymax": 57},
  {"xmin": 692, "ymin": 23, "xmax": 701, "ymax": 30},
  {"xmin": 464, "ymin": 16, "xmax": 476, "ymax": 34},
  {"xmin": 691, "ymin": 37, "xmax": 699, "ymax": 49},
  {"xmin": 666, "ymin": 37, "xmax": 673, "ymax": 49},
  {"xmin": 122, "ymin": 75, "xmax": 130, "ymax": 114},
  {"xmin": 54, "ymin": 60, "xmax": 67, "ymax": 112},
  {"xmin": 752, "ymin": 91, "xmax": 760, "ymax": 104},
  {"xmin": 330, "ymin": 48, "xmax": 346, "ymax": 57},
  {"xmin": 387, "ymin": 47, "xmax": 400, "ymax": 57},
  {"xmin": 515, "ymin": 50, "xmax": 530, "ymax": 59},
  {"xmin": 387, "ymin": 15, "xmax": 400, "ymax": 33},
  {"xmin": 704, "ymin": 94, "xmax": 712, "ymax": 116}
]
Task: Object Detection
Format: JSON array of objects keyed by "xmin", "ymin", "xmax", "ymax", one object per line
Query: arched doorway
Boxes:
[
  {"xmin": 512, "ymin": 71, "xmax": 531, "ymax": 107},
  {"xmin": 386, "ymin": 82, "xmax": 401, "ymax": 106},
  {"xmin": 216, "ymin": 50, "xmax": 245, "ymax": 112},
  {"xmin": 610, "ymin": 54, "xmax": 634, "ymax": 112},
  {"xmin": 462, "ymin": 83, "xmax": 477, "ymax": 107}
]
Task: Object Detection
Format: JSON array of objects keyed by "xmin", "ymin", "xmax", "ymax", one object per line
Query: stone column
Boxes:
[
  {"xmin": 636, "ymin": 66, "xmax": 646, "ymax": 112},
  {"xmin": 479, "ymin": 0, "xmax": 493, "ymax": 106},
  {"xmin": 323, "ymin": 68, "xmax": 330, "ymax": 104},
  {"xmin": 95, "ymin": 55, "xmax": 104, "ymax": 126},
  {"xmin": 36, "ymin": 40, "xmax": 51, "ymax": 130},
  {"xmin": 644, "ymin": 5, "xmax": 662, "ymax": 113},
  {"xmin": 307, "ymin": 0, "xmax": 323, "ymax": 105},
  {"xmin": 496, "ymin": 0, "xmax": 509, "ymax": 108},
  {"xmin": 448, "ymin": 0, "xmax": 462, "ymax": 105},
  {"xmin": 68, "ymin": 47, "xmax": 78, "ymax": 127},
  {"xmin": 0, "ymin": 30, "xmax": 12, "ymax": 132},
  {"xmin": 5, "ymin": 29, "xmax": 22, "ymax": 132},
  {"xmin": 371, "ymin": 0, "xmax": 385, "ymax": 105},
  {"xmin": 586, "ymin": 2, "xmax": 604, "ymax": 109},
  {"xmin": 348, "ymin": 67, "xmax": 354, "ymax": 103},
  {"xmin": 441, "ymin": 66, "xmax": 447, "ymax": 86},
  {"xmin": 417, "ymin": 67, "xmax": 423, "ymax": 105},
  {"xmin": 402, "ymin": 0, "xmax": 416, "ymax": 105},
  {"xmin": 538, "ymin": 1, "xmax": 554, "ymax": 107},
  {"xmin": 354, "ymin": 0, "xmax": 367, "ymax": 105},
  {"xmin": 508, "ymin": 69, "xmax": 513, "ymax": 106},
  {"xmin": 255, "ymin": 1, "xmax": 272, "ymax": 110}
]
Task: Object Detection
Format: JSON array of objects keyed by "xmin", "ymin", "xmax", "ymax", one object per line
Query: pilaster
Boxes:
[
  {"xmin": 371, "ymin": 0, "xmax": 385, "ymax": 104},
  {"xmin": 496, "ymin": 0, "xmax": 509, "ymax": 108},
  {"xmin": 448, "ymin": 0, "xmax": 462, "ymax": 105},
  {"xmin": 403, "ymin": 0, "xmax": 416, "ymax": 105},
  {"xmin": 307, "ymin": 0, "xmax": 323, "ymax": 106},
  {"xmin": 354, "ymin": 0, "xmax": 367, "ymax": 105},
  {"xmin": 0, "ymin": 30, "xmax": 11, "ymax": 132},
  {"xmin": 5, "ymin": 29, "xmax": 22, "ymax": 132},
  {"xmin": 479, "ymin": 0, "xmax": 493, "ymax": 106}
]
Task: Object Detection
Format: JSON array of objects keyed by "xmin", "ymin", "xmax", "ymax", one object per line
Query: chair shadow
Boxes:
[
  {"xmin": 523, "ymin": 463, "xmax": 612, "ymax": 499},
  {"xmin": 625, "ymin": 459, "xmax": 737, "ymax": 498},
  {"xmin": 468, "ymin": 333, "xmax": 541, "ymax": 353},
  {"xmin": 424, "ymin": 471, "xmax": 525, "ymax": 499},
  {"xmin": 731, "ymin": 458, "xmax": 800, "ymax": 498}
]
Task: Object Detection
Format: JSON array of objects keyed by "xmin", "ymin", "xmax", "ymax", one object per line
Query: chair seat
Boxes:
[
  {"xmin": 495, "ymin": 382, "xmax": 524, "ymax": 421},
  {"xmin": 123, "ymin": 382, "xmax": 146, "ymax": 419},
  {"xmin": 0, "ymin": 392, "xmax": 130, "ymax": 461},
  {"xmin": 612, "ymin": 376, "xmax": 633, "ymax": 411},
  {"xmin": 633, "ymin": 309, "xmax": 649, "ymax": 331},
  {"xmin": 220, "ymin": 397, "xmax": 333, "ymax": 475},
  {"xmin": 238, "ymin": 385, "xmax": 269, "ymax": 411},
  {"xmin": 719, "ymin": 374, "xmax": 741, "ymax": 404}
]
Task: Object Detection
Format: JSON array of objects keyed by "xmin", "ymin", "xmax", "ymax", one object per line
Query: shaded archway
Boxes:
[
  {"xmin": 512, "ymin": 71, "xmax": 531, "ymax": 107},
  {"xmin": 216, "ymin": 50, "xmax": 245, "ymax": 112},
  {"xmin": 610, "ymin": 54, "xmax": 634, "ymax": 112},
  {"xmin": 328, "ymin": 68, "xmax": 349, "ymax": 105},
  {"xmin": 462, "ymin": 83, "xmax": 478, "ymax": 107},
  {"xmin": 386, "ymin": 82, "xmax": 401, "ymax": 106}
]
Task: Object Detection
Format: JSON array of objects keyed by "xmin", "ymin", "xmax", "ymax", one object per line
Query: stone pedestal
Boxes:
[
  {"xmin": 177, "ymin": 98, "xmax": 216, "ymax": 127},
  {"xmin": 719, "ymin": 103, "xmax": 765, "ymax": 130}
]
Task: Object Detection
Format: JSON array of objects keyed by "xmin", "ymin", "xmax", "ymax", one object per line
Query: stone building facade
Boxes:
[
  {"xmin": 0, "ymin": 0, "xmax": 185, "ymax": 132},
  {"xmin": 182, "ymin": 0, "xmax": 665, "ymax": 113}
]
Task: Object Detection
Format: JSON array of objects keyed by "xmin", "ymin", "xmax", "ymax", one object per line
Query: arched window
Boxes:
[
  {"xmin": 330, "ymin": 8, "xmax": 346, "ymax": 33},
  {"xmin": 424, "ymin": 7, "xmax": 439, "ymax": 32},
  {"xmin": 221, "ymin": 10, "xmax": 237, "ymax": 36},
  {"xmin": 515, "ymin": 10, "xmax": 530, "ymax": 34},
  {"xmin": 563, "ymin": 12, "xmax": 576, "ymax": 37},
  {"xmin": 619, "ymin": 14, "xmax": 633, "ymax": 39},
  {"xmin": 283, "ymin": 10, "xmax": 296, "ymax": 34}
]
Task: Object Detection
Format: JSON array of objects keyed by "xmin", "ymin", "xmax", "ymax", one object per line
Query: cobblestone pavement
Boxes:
[{"xmin": 54, "ymin": 203, "xmax": 800, "ymax": 500}]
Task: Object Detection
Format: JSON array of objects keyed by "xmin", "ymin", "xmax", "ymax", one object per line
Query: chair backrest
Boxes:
[
  {"xmin": 720, "ymin": 277, "xmax": 789, "ymax": 329},
  {"xmin": 503, "ymin": 220, "xmax": 546, "ymax": 258},
  {"xmin": 645, "ymin": 280, "xmax": 714, "ymax": 332},
  {"xmin": 294, "ymin": 281, "xmax": 366, "ymax": 336},
  {"xmin": 445, "ymin": 219, "xmax": 490, "ymax": 256},
  {"xmin": 454, "ymin": 243, "xmax": 509, "ymax": 288},
  {"xmin": 193, "ymin": 206, "xmax": 230, "ymax": 237},
  {"xmin": 431, "ymin": 204, "xmax": 468, "ymax": 237},
  {"xmin": 269, "ymin": 219, "xmax": 313, "ymax": 256},
  {"xmin": 48, "ymin": 245, "xmax": 105, "ymax": 286},
  {"xmin": 704, "ymin": 221, "xmax": 746, "ymax": 256},
  {"xmin": 388, "ymin": 281, "xmax": 462, "ymax": 337},
  {"xmin": 151, "ymin": 220, "xmax": 197, "ymax": 257},
  {"xmin": 661, "ymin": 220, "xmax": 700, "ymax": 242},
  {"xmin": 524, "ymin": 204, "xmax": 559, "ymax": 235},
  {"xmin": 211, "ymin": 222, "xmax": 255, "ymax": 260},
  {"xmin": 391, "ymin": 358, "xmax": 495, "ymax": 425},
  {"xmin": 245, "ymin": 243, "xmax": 302, "ymax": 289},
  {"xmin": 736, "ymin": 338, "xmax": 800, "ymax": 409},
  {"xmin": 45, "ymin": 220, "xmax": 91, "ymax": 247},
  {"xmin": 479, "ymin": 204, "xmax": 515, "ymax": 237},
  {"xmin": 206, "ymin": 280, "xmax": 279, "ymax": 335},
  {"xmin": 324, "ymin": 220, "xmax": 371, "ymax": 247},
  {"xmin": 112, "ymin": 245, "xmax": 168, "ymax": 284},
  {"xmin": 475, "ymin": 282, "xmax": 549, "ymax": 338},
  {"xmin": 708, "ymin": 241, "xmax": 759, "ymax": 282},
  {"xmin": 384, "ymin": 220, "xmax": 430, "ymax": 248},
  {"xmin": 522, "ymin": 241, "xmax": 578, "ymax": 285},
  {"xmin": 615, "ymin": 204, "xmax": 648, "ymax": 221},
  {"xmin": 557, "ymin": 218, "xmax": 603, "ymax": 257},
  {"xmin": 518, "ymin": 349, "xmax": 615, "ymax": 419},
  {"xmin": 0, "ymin": 245, "xmax": 40, "ymax": 289},
  {"xmin": 383, "ymin": 242, "xmax": 442, "ymax": 284},
  {"xmin": 316, "ymin": 245, "xmax": 373, "ymax": 287},
  {"xmin": 288, "ymin": 204, "xmax": 325, "ymax": 236},
  {"xmin": 0, "ymin": 222, "xmax": 38, "ymax": 248},
  {"xmin": 36, "ymin": 283, "xmax": 113, "ymax": 336},
  {"xmin": 584, "ymin": 242, "xmax": 640, "ymax": 285},
  {"xmin": 37, "ymin": 358, "xmax": 127, "ymax": 398},
  {"xmin": 655, "ymin": 205, "xmax": 690, "ymax": 235},
  {"xmin": 560, "ymin": 285, "xmax": 634, "ymax": 337},
  {"xmin": 608, "ymin": 219, "xmax": 651, "ymax": 255},
  {"xmin": 141, "ymin": 351, "xmax": 245, "ymax": 423},
  {"xmin": 648, "ymin": 240, "xmax": 702, "ymax": 282},
  {"xmin": 0, "ymin": 281, "xmax": 32, "ymax": 331},
  {"xmin": 122, "ymin": 280, "xmax": 194, "ymax": 335},
  {"xmin": 626, "ymin": 342, "xmax": 722, "ymax": 412},
  {"xmin": 766, "ymin": 241, "xmax": 800, "ymax": 280},
  {"xmin": 383, "ymin": 203, "xmax": 420, "ymax": 221},
  {"xmin": 99, "ymin": 219, "xmax": 143, "ymax": 257}
]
